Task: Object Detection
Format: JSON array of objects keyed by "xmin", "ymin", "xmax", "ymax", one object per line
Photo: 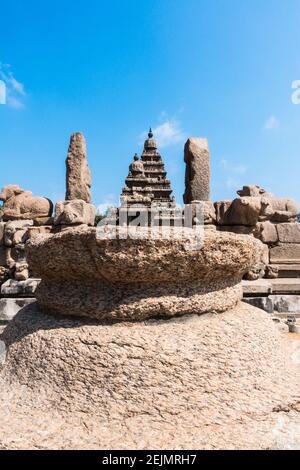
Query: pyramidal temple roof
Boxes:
[{"xmin": 120, "ymin": 129, "xmax": 175, "ymax": 207}]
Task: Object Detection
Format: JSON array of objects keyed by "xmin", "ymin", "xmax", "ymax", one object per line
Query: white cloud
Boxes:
[
  {"xmin": 219, "ymin": 159, "xmax": 249, "ymax": 194},
  {"xmin": 10, "ymin": 76, "xmax": 25, "ymax": 96},
  {"xmin": 0, "ymin": 80, "xmax": 5, "ymax": 104},
  {"xmin": 264, "ymin": 115, "xmax": 279, "ymax": 130},
  {"xmin": 6, "ymin": 96, "xmax": 24, "ymax": 109},
  {"xmin": 140, "ymin": 118, "xmax": 186, "ymax": 149},
  {"xmin": 0, "ymin": 63, "xmax": 26, "ymax": 108}
]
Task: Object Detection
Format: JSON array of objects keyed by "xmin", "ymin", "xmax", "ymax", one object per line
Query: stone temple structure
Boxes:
[
  {"xmin": 120, "ymin": 129, "xmax": 175, "ymax": 208},
  {"xmin": 0, "ymin": 130, "xmax": 299, "ymax": 450}
]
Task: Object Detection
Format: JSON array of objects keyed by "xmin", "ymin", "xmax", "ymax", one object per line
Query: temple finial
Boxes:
[{"xmin": 148, "ymin": 127, "xmax": 153, "ymax": 138}]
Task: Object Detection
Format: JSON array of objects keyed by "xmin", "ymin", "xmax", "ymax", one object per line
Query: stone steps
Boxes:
[
  {"xmin": 243, "ymin": 278, "xmax": 300, "ymax": 296},
  {"xmin": 243, "ymin": 278, "xmax": 300, "ymax": 314}
]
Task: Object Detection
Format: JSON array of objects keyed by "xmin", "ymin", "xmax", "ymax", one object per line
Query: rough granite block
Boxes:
[{"xmin": 183, "ymin": 138, "xmax": 210, "ymax": 203}]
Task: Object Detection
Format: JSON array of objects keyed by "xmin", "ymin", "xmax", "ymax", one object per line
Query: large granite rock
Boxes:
[
  {"xmin": 216, "ymin": 186, "xmax": 298, "ymax": 226},
  {"xmin": 183, "ymin": 138, "xmax": 210, "ymax": 203},
  {"xmin": 254, "ymin": 221, "xmax": 278, "ymax": 244},
  {"xmin": 237, "ymin": 185, "xmax": 273, "ymax": 197},
  {"xmin": 226, "ymin": 197, "xmax": 262, "ymax": 226},
  {"xmin": 66, "ymin": 133, "xmax": 92, "ymax": 203},
  {"xmin": 26, "ymin": 226, "xmax": 265, "ymax": 321},
  {"xmin": 0, "ymin": 302, "xmax": 298, "ymax": 449},
  {"xmin": 215, "ymin": 197, "xmax": 262, "ymax": 226},
  {"xmin": 0, "ymin": 185, "xmax": 53, "ymax": 222},
  {"xmin": 54, "ymin": 200, "xmax": 96, "ymax": 226},
  {"xmin": 261, "ymin": 197, "xmax": 298, "ymax": 223},
  {"xmin": 214, "ymin": 200, "xmax": 233, "ymax": 225},
  {"xmin": 188, "ymin": 200, "xmax": 216, "ymax": 226}
]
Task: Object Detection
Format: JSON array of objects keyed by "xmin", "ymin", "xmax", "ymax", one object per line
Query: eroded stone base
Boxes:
[
  {"xmin": 35, "ymin": 278, "xmax": 243, "ymax": 321},
  {"xmin": 0, "ymin": 302, "xmax": 299, "ymax": 449}
]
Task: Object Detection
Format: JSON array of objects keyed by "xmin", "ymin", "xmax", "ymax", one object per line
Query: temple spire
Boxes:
[{"xmin": 120, "ymin": 126, "xmax": 174, "ymax": 207}]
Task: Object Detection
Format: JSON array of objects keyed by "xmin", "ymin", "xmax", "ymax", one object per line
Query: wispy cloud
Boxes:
[
  {"xmin": 0, "ymin": 80, "xmax": 5, "ymax": 104},
  {"xmin": 219, "ymin": 159, "xmax": 248, "ymax": 193},
  {"xmin": 219, "ymin": 159, "xmax": 248, "ymax": 175},
  {"xmin": 264, "ymin": 115, "xmax": 279, "ymax": 131},
  {"xmin": 140, "ymin": 117, "xmax": 186, "ymax": 149},
  {"xmin": 96, "ymin": 194, "xmax": 118, "ymax": 215},
  {"xmin": 0, "ymin": 63, "xmax": 26, "ymax": 108}
]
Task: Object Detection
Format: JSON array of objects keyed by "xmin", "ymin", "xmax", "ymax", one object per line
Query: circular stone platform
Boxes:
[
  {"xmin": 26, "ymin": 226, "xmax": 264, "ymax": 320},
  {"xmin": 0, "ymin": 302, "xmax": 299, "ymax": 450}
]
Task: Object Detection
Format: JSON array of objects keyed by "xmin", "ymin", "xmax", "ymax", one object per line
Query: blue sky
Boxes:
[{"xmin": 1, "ymin": 0, "xmax": 300, "ymax": 212}]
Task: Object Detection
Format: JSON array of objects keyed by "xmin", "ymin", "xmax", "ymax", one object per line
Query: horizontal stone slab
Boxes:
[
  {"xmin": 277, "ymin": 223, "xmax": 300, "ymax": 243},
  {"xmin": 269, "ymin": 264, "xmax": 300, "ymax": 278},
  {"xmin": 1, "ymin": 278, "xmax": 40, "ymax": 297},
  {"xmin": 270, "ymin": 244, "xmax": 300, "ymax": 264},
  {"xmin": 243, "ymin": 278, "xmax": 300, "ymax": 295},
  {"xmin": 0, "ymin": 298, "xmax": 35, "ymax": 321},
  {"xmin": 242, "ymin": 279, "xmax": 273, "ymax": 295},
  {"xmin": 271, "ymin": 278, "xmax": 300, "ymax": 294},
  {"xmin": 26, "ymin": 226, "xmax": 264, "ymax": 321}
]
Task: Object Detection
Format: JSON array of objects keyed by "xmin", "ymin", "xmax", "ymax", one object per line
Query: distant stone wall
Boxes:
[{"xmin": 214, "ymin": 185, "xmax": 300, "ymax": 280}]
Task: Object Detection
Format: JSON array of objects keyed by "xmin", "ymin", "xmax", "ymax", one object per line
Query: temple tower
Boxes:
[{"xmin": 121, "ymin": 129, "xmax": 175, "ymax": 207}]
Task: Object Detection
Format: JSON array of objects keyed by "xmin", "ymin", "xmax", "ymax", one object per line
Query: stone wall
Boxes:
[
  {"xmin": 0, "ymin": 212, "xmax": 53, "ymax": 322},
  {"xmin": 214, "ymin": 185, "xmax": 300, "ymax": 280}
]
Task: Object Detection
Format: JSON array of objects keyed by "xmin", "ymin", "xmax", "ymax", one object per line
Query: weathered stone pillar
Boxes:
[
  {"xmin": 183, "ymin": 138, "xmax": 210, "ymax": 203},
  {"xmin": 66, "ymin": 132, "xmax": 92, "ymax": 203}
]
